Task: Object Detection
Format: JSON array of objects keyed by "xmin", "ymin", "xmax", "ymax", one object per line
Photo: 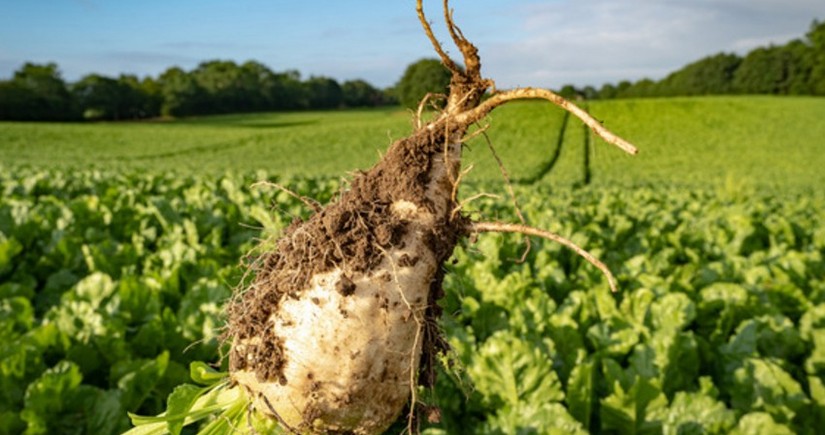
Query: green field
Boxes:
[
  {"xmin": 2, "ymin": 96, "xmax": 825, "ymax": 434},
  {"xmin": 3, "ymin": 96, "xmax": 825, "ymax": 190}
]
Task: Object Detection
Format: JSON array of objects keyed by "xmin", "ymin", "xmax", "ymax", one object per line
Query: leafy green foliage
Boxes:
[
  {"xmin": 123, "ymin": 362, "xmax": 276, "ymax": 435},
  {"xmin": 0, "ymin": 168, "xmax": 338, "ymax": 434},
  {"xmin": 3, "ymin": 97, "xmax": 825, "ymax": 192},
  {"xmin": 430, "ymin": 183, "xmax": 825, "ymax": 434},
  {"xmin": 2, "ymin": 150, "xmax": 825, "ymax": 433}
]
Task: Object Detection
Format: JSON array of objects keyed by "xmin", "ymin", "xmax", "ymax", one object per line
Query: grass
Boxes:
[
  {"xmin": 585, "ymin": 96, "xmax": 825, "ymax": 190},
  {"xmin": 2, "ymin": 96, "xmax": 824, "ymax": 190},
  {"xmin": 0, "ymin": 108, "xmax": 412, "ymax": 176},
  {"xmin": 461, "ymin": 96, "xmax": 825, "ymax": 191}
]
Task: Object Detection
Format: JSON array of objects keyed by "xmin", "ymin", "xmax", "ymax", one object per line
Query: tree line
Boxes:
[
  {"xmin": 558, "ymin": 20, "xmax": 825, "ymax": 100},
  {"xmin": 0, "ymin": 60, "xmax": 396, "ymax": 121},
  {"xmin": 1, "ymin": 20, "xmax": 823, "ymax": 121}
]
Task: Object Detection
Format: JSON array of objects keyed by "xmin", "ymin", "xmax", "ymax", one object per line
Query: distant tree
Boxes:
[
  {"xmin": 304, "ymin": 76, "xmax": 343, "ymax": 109},
  {"xmin": 733, "ymin": 45, "xmax": 800, "ymax": 94},
  {"xmin": 557, "ymin": 84, "xmax": 580, "ymax": 99},
  {"xmin": 657, "ymin": 53, "xmax": 741, "ymax": 96},
  {"xmin": 581, "ymin": 85, "xmax": 599, "ymax": 100},
  {"xmin": 599, "ymin": 83, "xmax": 618, "ymax": 99},
  {"xmin": 192, "ymin": 60, "xmax": 245, "ymax": 113},
  {"xmin": 270, "ymin": 70, "xmax": 306, "ymax": 109},
  {"xmin": 807, "ymin": 20, "xmax": 825, "ymax": 95},
  {"xmin": 394, "ymin": 58, "xmax": 452, "ymax": 109},
  {"xmin": 380, "ymin": 87, "xmax": 399, "ymax": 106},
  {"xmin": 72, "ymin": 74, "xmax": 132, "ymax": 120},
  {"xmin": 189, "ymin": 59, "xmax": 277, "ymax": 114},
  {"xmin": 342, "ymin": 79, "xmax": 384, "ymax": 107},
  {"xmin": 239, "ymin": 60, "xmax": 278, "ymax": 111},
  {"xmin": 0, "ymin": 62, "xmax": 77, "ymax": 120},
  {"xmin": 614, "ymin": 80, "xmax": 633, "ymax": 98},
  {"xmin": 0, "ymin": 81, "xmax": 31, "ymax": 120},
  {"xmin": 782, "ymin": 40, "xmax": 815, "ymax": 95},
  {"xmin": 624, "ymin": 78, "xmax": 658, "ymax": 98},
  {"xmin": 128, "ymin": 75, "xmax": 163, "ymax": 118},
  {"xmin": 72, "ymin": 74, "xmax": 159, "ymax": 120},
  {"xmin": 158, "ymin": 67, "xmax": 205, "ymax": 117}
]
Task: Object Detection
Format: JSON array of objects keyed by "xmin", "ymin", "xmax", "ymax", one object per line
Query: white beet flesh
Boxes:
[{"xmin": 229, "ymin": 140, "xmax": 462, "ymax": 433}]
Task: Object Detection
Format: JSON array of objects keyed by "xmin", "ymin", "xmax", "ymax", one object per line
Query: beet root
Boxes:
[
  {"xmin": 224, "ymin": 1, "xmax": 637, "ymax": 433},
  {"xmin": 227, "ymin": 128, "xmax": 467, "ymax": 433}
]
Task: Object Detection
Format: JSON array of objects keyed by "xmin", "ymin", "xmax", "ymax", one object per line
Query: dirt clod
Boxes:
[
  {"xmin": 336, "ymin": 275, "xmax": 356, "ymax": 296},
  {"xmin": 398, "ymin": 254, "xmax": 420, "ymax": 267}
]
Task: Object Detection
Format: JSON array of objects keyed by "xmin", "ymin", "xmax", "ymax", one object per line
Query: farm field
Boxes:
[
  {"xmin": 2, "ymin": 96, "xmax": 825, "ymax": 434},
  {"xmin": 2, "ymin": 96, "xmax": 825, "ymax": 190}
]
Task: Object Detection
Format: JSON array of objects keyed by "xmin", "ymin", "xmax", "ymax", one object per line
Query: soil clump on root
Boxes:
[
  {"xmin": 222, "ymin": 0, "xmax": 637, "ymax": 433},
  {"xmin": 225, "ymin": 126, "xmax": 465, "ymax": 430}
]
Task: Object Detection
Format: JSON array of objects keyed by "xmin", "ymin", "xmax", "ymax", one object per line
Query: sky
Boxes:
[{"xmin": 0, "ymin": 0, "xmax": 822, "ymax": 89}]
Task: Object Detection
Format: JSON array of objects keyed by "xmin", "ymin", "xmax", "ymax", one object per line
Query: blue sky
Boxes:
[{"xmin": 0, "ymin": 0, "xmax": 822, "ymax": 88}]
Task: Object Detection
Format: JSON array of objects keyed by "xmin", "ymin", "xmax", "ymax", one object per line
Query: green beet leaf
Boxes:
[
  {"xmin": 600, "ymin": 375, "xmax": 668, "ymax": 434},
  {"xmin": 804, "ymin": 330, "xmax": 825, "ymax": 376},
  {"xmin": 113, "ymin": 351, "xmax": 170, "ymax": 412},
  {"xmin": 649, "ymin": 292, "xmax": 696, "ymax": 332},
  {"xmin": 730, "ymin": 412, "xmax": 795, "ymax": 435},
  {"xmin": 661, "ymin": 378, "xmax": 736, "ymax": 435},
  {"xmin": 165, "ymin": 384, "xmax": 202, "ymax": 435},
  {"xmin": 565, "ymin": 350, "xmax": 597, "ymax": 429},
  {"xmin": 0, "ymin": 232, "xmax": 23, "ymax": 277},
  {"xmin": 469, "ymin": 330, "xmax": 564, "ymax": 413},
  {"xmin": 727, "ymin": 357, "xmax": 808, "ymax": 423},
  {"xmin": 482, "ymin": 402, "xmax": 588, "ymax": 435},
  {"xmin": 20, "ymin": 360, "xmax": 81, "ymax": 435}
]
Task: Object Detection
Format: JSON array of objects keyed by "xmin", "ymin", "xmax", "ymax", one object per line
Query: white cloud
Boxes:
[{"xmin": 471, "ymin": 0, "xmax": 821, "ymax": 88}]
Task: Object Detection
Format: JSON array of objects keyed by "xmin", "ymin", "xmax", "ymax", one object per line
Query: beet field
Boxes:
[{"xmin": 2, "ymin": 96, "xmax": 825, "ymax": 434}]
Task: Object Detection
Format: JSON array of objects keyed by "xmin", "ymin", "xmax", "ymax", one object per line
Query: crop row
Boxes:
[{"xmin": 1, "ymin": 168, "xmax": 824, "ymax": 434}]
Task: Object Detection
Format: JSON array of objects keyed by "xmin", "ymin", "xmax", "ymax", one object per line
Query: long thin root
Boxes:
[
  {"xmin": 251, "ymin": 181, "xmax": 322, "ymax": 213},
  {"xmin": 469, "ymin": 221, "xmax": 619, "ymax": 292},
  {"xmin": 456, "ymin": 87, "xmax": 639, "ymax": 155}
]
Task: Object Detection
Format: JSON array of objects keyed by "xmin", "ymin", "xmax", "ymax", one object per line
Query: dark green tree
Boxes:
[
  {"xmin": 657, "ymin": 53, "xmax": 741, "ymax": 96},
  {"xmin": 581, "ymin": 86, "xmax": 599, "ymax": 100},
  {"xmin": 191, "ymin": 59, "xmax": 280, "ymax": 113},
  {"xmin": 158, "ymin": 67, "xmax": 206, "ymax": 117},
  {"xmin": 0, "ymin": 62, "xmax": 77, "ymax": 120},
  {"xmin": 125, "ymin": 75, "xmax": 163, "ymax": 118},
  {"xmin": 191, "ymin": 60, "xmax": 245, "ymax": 114},
  {"xmin": 270, "ymin": 70, "xmax": 306, "ymax": 109},
  {"xmin": 599, "ymin": 83, "xmax": 618, "ymax": 99},
  {"xmin": 72, "ymin": 74, "xmax": 133, "ymax": 120},
  {"xmin": 342, "ymin": 79, "xmax": 384, "ymax": 107},
  {"xmin": 782, "ymin": 40, "xmax": 815, "ymax": 95},
  {"xmin": 615, "ymin": 80, "xmax": 633, "ymax": 98},
  {"xmin": 394, "ymin": 58, "xmax": 452, "ymax": 109},
  {"xmin": 807, "ymin": 20, "xmax": 825, "ymax": 95},
  {"xmin": 733, "ymin": 45, "xmax": 801, "ymax": 94},
  {"xmin": 304, "ymin": 76, "xmax": 343, "ymax": 109},
  {"xmin": 0, "ymin": 81, "xmax": 32, "ymax": 120},
  {"xmin": 239, "ymin": 60, "xmax": 278, "ymax": 111},
  {"xmin": 624, "ymin": 78, "xmax": 658, "ymax": 98},
  {"xmin": 557, "ymin": 84, "xmax": 580, "ymax": 99}
]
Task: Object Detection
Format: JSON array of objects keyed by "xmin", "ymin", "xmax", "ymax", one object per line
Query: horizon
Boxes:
[{"xmin": 1, "ymin": 1, "xmax": 822, "ymax": 89}]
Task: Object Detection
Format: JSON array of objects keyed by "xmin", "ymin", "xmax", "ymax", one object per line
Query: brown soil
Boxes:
[{"xmin": 225, "ymin": 126, "xmax": 467, "ymax": 385}]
